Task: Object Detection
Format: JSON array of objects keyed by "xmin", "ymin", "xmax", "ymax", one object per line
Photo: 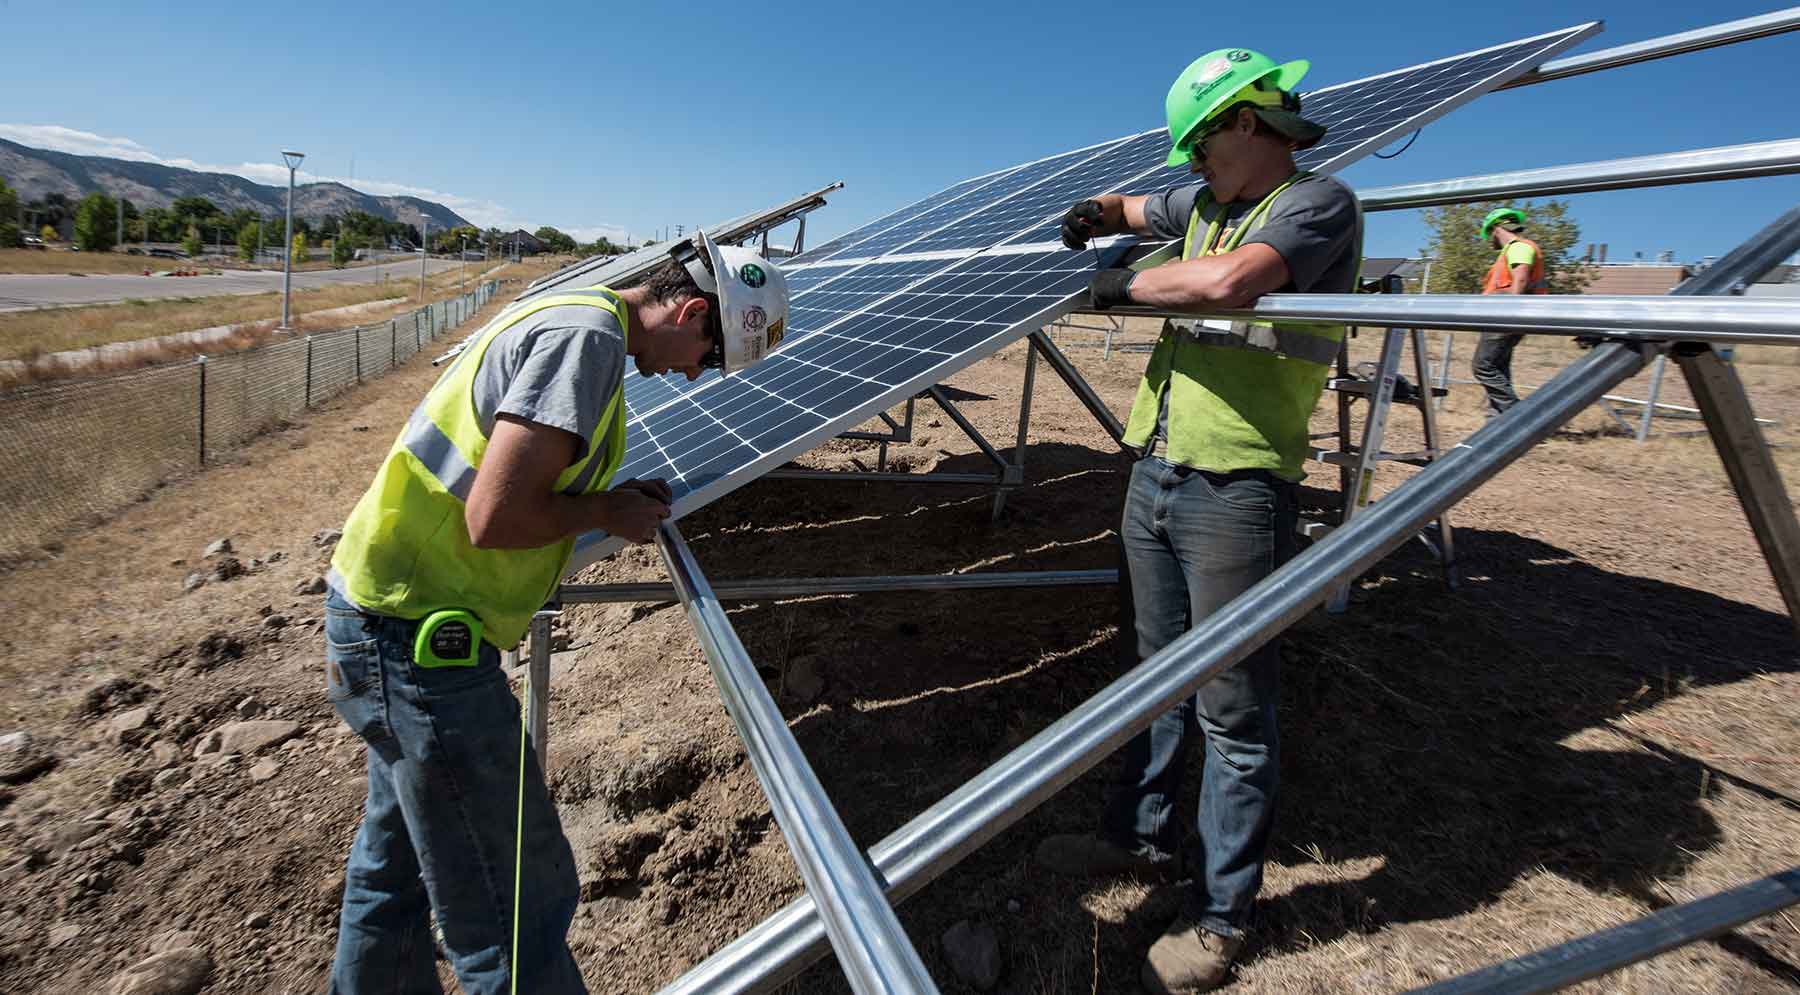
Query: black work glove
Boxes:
[
  {"xmin": 1089, "ymin": 269, "xmax": 1136, "ymax": 309},
  {"xmin": 1060, "ymin": 199, "xmax": 1106, "ymax": 250}
]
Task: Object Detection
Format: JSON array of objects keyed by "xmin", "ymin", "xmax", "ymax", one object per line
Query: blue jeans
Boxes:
[
  {"xmin": 324, "ymin": 590, "xmax": 585, "ymax": 995},
  {"xmin": 1103, "ymin": 457, "xmax": 1295, "ymax": 938}
]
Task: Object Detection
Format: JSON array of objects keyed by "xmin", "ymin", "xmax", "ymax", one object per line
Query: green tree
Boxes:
[
  {"xmin": 291, "ymin": 232, "xmax": 308, "ymax": 267},
  {"xmin": 236, "ymin": 221, "xmax": 260, "ymax": 262},
  {"xmin": 74, "ymin": 192, "xmax": 120, "ymax": 252},
  {"xmin": 1420, "ymin": 200, "xmax": 1594, "ymax": 296},
  {"xmin": 532, "ymin": 225, "xmax": 577, "ymax": 254},
  {"xmin": 182, "ymin": 224, "xmax": 204, "ymax": 257},
  {"xmin": 0, "ymin": 176, "xmax": 18, "ymax": 248},
  {"xmin": 331, "ymin": 233, "xmax": 362, "ymax": 268}
]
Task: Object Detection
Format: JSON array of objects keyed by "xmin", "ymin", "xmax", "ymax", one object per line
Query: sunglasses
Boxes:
[
  {"xmin": 1185, "ymin": 116, "xmax": 1237, "ymax": 165},
  {"xmin": 699, "ymin": 298, "xmax": 725, "ymax": 370}
]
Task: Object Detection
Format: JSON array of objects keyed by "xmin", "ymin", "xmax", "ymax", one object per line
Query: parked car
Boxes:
[
  {"xmin": 148, "ymin": 248, "xmax": 186, "ymax": 259},
  {"xmin": 21, "ymin": 234, "xmax": 46, "ymax": 250}
]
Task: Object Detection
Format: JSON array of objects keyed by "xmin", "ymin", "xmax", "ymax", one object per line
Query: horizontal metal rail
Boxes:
[
  {"xmin": 763, "ymin": 469, "xmax": 1002, "ymax": 485},
  {"xmin": 1089, "ymin": 293, "xmax": 1800, "ymax": 345},
  {"xmin": 655, "ymin": 524, "xmax": 939, "ymax": 995},
  {"xmin": 1357, "ymin": 139, "xmax": 1800, "ymax": 211},
  {"xmin": 657, "ymin": 342, "xmax": 1654, "ymax": 995},
  {"xmin": 559, "ymin": 569, "xmax": 1118, "ymax": 604},
  {"xmin": 1500, "ymin": 9, "xmax": 1800, "ymax": 88},
  {"xmin": 1405, "ymin": 866, "xmax": 1800, "ymax": 994}
]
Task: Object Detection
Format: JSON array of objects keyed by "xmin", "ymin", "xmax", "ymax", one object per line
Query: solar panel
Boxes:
[
  {"xmin": 787, "ymin": 164, "xmax": 1027, "ymax": 265},
  {"xmin": 571, "ymin": 23, "xmax": 1600, "ymax": 569}
]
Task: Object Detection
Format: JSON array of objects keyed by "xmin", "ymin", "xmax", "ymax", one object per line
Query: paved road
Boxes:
[{"xmin": 0, "ymin": 259, "xmax": 464, "ymax": 312}]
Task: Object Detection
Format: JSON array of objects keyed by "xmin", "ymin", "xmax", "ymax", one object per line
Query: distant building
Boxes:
[
  {"xmin": 503, "ymin": 229, "xmax": 546, "ymax": 255},
  {"xmin": 1579, "ymin": 263, "xmax": 1691, "ymax": 296},
  {"xmin": 1359, "ymin": 257, "xmax": 1424, "ymax": 290}
]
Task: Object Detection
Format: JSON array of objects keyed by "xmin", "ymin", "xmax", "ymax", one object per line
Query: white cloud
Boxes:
[{"xmin": 0, "ymin": 123, "xmax": 633, "ymax": 241}]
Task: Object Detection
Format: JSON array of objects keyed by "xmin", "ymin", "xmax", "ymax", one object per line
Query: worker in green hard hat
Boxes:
[
  {"xmin": 1471, "ymin": 206, "xmax": 1549, "ymax": 416},
  {"xmin": 1047, "ymin": 46, "xmax": 1362, "ymax": 994}
]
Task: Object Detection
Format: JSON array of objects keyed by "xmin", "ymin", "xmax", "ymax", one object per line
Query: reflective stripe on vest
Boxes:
[
  {"xmin": 1483, "ymin": 236, "xmax": 1549, "ymax": 294},
  {"xmin": 329, "ymin": 287, "xmax": 629, "ymax": 649},
  {"xmin": 1121, "ymin": 172, "xmax": 1362, "ymax": 480},
  {"xmin": 1163, "ymin": 172, "xmax": 1341, "ymax": 365}
]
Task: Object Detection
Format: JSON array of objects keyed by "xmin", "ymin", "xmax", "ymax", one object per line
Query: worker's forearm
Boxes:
[
  {"xmin": 1125, "ymin": 257, "xmax": 1251, "ymax": 310},
  {"xmin": 466, "ymin": 490, "xmax": 617, "ymax": 549},
  {"xmin": 1092, "ymin": 195, "xmax": 1150, "ymax": 236}
]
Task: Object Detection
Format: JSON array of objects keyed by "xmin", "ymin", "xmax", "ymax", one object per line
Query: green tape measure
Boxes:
[{"xmin": 414, "ymin": 610, "xmax": 483, "ymax": 668}]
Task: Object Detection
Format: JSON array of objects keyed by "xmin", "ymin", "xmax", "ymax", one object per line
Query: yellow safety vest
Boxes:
[
  {"xmin": 331, "ymin": 288, "xmax": 629, "ymax": 649},
  {"xmin": 1121, "ymin": 172, "xmax": 1360, "ymax": 481}
]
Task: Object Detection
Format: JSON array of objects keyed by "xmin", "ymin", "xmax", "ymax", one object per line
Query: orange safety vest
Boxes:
[{"xmin": 1482, "ymin": 236, "xmax": 1548, "ymax": 294}]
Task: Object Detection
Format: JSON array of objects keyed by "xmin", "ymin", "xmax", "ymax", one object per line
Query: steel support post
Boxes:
[
  {"xmin": 1405, "ymin": 867, "xmax": 1800, "ymax": 995},
  {"xmin": 1435, "ymin": 333, "xmax": 1453, "ymax": 411},
  {"xmin": 1677, "ymin": 347, "xmax": 1800, "ymax": 630},
  {"xmin": 557, "ymin": 569, "xmax": 1119, "ymax": 603},
  {"xmin": 655, "ymin": 524, "xmax": 940, "ymax": 995},
  {"xmin": 993, "ymin": 345, "xmax": 1036, "ymax": 520},
  {"xmin": 1328, "ymin": 327, "xmax": 1408, "ymax": 613},
  {"xmin": 1411, "ymin": 328, "xmax": 1457, "ymax": 586},
  {"xmin": 925, "ymin": 386, "xmax": 1007, "ymax": 469},
  {"xmin": 1634, "ymin": 354, "xmax": 1668, "ymax": 443},
  {"xmin": 1028, "ymin": 330, "xmax": 1125, "ymax": 445},
  {"xmin": 656, "ymin": 342, "xmax": 1653, "ymax": 995},
  {"xmin": 526, "ymin": 610, "xmax": 554, "ymax": 763}
]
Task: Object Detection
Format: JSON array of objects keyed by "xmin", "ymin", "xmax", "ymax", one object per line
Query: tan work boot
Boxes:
[
  {"xmin": 1034, "ymin": 834, "xmax": 1173, "ymax": 879},
  {"xmin": 1141, "ymin": 918, "xmax": 1242, "ymax": 994}
]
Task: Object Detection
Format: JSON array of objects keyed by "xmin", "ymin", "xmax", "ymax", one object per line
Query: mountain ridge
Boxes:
[{"xmin": 0, "ymin": 138, "xmax": 475, "ymax": 230}]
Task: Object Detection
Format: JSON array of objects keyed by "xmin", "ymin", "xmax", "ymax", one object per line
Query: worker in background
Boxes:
[
  {"xmin": 1471, "ymin": 206, "xmax": 1548, "ymax": 416},
  {"xmin": 321, "ymin": 232, "xmax": 789, "ymax": 994},
  {"xmin": 1049, "ymin": 48, "xmax": 1361, "ymax": 994}
]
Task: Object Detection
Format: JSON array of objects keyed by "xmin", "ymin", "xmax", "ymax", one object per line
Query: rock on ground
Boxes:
[
  {"xmin": 0, "ymin": 731, "xmax": 55, "ymax": 784},
  {"xmin": 941, "ymin": 919, "xmax": 1002, "ymax": 990},
  {"xmin": 215, "ymin": 720, "xmax": 302, "ymax": 755},
  {"xmin": 109, "ymin": 945, "xmax": 212, "ymax": 995}
]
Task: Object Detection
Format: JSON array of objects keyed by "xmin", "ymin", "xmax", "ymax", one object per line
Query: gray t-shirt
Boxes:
[
  {"xmin": 1138, "ymin": 173, "xmax": 1362, "ymax": 457},
  {"xmin": 471, "ymin": 303, "xmax": 626, "ymax": 464},
  {"xmin": 1140, "ymin": 172, "xmax": 1361, "ymax": 292}
]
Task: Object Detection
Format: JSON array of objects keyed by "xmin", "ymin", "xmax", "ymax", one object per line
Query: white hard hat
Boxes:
[{"xmin": 674, "ymin": 231, "xmax": 789, "ymax": 375}]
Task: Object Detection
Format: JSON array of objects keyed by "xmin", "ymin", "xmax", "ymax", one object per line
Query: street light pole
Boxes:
[
  {"xmin": 459, "ymin": 234, "xmax": 466, "ymax": 292},
  {"xmin": 420, "ymin": 217, "xmax": 430, "ymax": 301},
  {"xmin": 280, "ymin": 150, "xmax": 305, "ymax": 329}
]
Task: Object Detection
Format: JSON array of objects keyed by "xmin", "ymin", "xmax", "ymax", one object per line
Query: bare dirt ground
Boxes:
[{"xmin": 0, "ymin": 309, "xmax": 1795, "ymax": 994}]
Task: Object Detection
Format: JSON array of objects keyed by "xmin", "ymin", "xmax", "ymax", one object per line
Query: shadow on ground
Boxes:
[{"xmin": 665, "ymin": 428, "xmax": 1799, "ymax": 991}]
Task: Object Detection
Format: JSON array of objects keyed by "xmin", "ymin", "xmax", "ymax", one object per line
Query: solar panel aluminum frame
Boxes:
[
  {"xmin": 573, "ymin": 21, "xmax": 1603, "ymax": 572},
  {"xmin": 517, "ymin": 180, "xmax": 846, "ymax": 303}
]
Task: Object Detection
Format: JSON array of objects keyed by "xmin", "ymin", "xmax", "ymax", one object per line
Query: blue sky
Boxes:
[{"xmin": 2, "ymin": 1, "xmax": 1797, "ymax": 263}]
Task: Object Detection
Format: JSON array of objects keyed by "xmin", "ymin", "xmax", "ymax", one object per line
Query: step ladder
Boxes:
[{"xmin": 1305, "ymin": 274, "xmax": 1458, "ymax": 612}]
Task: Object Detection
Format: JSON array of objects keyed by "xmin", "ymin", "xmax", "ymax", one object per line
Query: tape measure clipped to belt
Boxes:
[{"xmin": 414, "ymin": 610, "xmax": 483, "ymax": 668}]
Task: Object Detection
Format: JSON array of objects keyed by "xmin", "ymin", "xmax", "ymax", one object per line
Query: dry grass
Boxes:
[
  {"xmin": 0, "ymin": 259, "xmax": 552, "ymax": 379},
  {"xmin": 0, "ymin": 247, "xmax": 421, "ymax": 275}
]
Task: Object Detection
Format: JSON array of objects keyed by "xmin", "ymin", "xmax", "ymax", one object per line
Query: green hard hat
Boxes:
[
  {"xmin": 1480, "ymin": 207, "xmax": 1527, "ymax": 239},
  {"xmin": 1164, "ymin": 48, "xmax": 1313, "ymax": 167}
]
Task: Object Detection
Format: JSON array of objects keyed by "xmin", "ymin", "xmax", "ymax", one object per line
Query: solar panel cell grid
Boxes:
[{"xmin": 572, "ymin": 23, "xmax": 1599, "ymax": 570}]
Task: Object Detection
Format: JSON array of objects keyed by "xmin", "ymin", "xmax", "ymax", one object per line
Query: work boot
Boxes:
[
  {"xmin": 1033, "ymin": 834, "xmax": 1173, "ymax": 879},
  {"xmin": 1141, "ymin": 918, "xmax": 1242, "ymax": 994}
]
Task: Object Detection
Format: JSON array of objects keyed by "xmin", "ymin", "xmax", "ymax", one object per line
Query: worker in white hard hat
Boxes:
[{"xmin": 322, "ymin": 231, "xmax": 788, "ymax": 994}]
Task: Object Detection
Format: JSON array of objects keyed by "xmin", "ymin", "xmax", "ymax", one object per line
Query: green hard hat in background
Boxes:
[
  {"xmin": 1480, "ymin": 207, "xmax": 1528, "ymax": 239},
  {"xmin": 1164, "ymin": 48, "xmax": 1315, "ymax": 167}
]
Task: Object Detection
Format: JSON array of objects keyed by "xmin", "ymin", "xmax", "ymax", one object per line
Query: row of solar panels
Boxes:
[{"xmin": 570, "ymin": 22, "xmax": 1602, "ymax": 568}]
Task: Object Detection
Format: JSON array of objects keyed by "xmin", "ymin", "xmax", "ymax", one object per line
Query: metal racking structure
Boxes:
[{"xmin": 517, "ymin": 13, "xmax": 1800, "ymax": 993}]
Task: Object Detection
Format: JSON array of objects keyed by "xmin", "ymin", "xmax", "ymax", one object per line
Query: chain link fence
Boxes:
[{"xmin": 0, "ymin": 281, "xmax": 501, "ymax": 567}]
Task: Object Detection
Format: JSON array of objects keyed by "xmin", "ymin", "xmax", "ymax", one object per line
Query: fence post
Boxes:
[
  {"xmin": 415, "ymin": 311, "xmax": 422, "ymax": 352},
  {"xmin": 391, "ymin": 320, "xmax": 398, "ymax": 370},
  {"xmin": 354, "ymin": 326, "xmax": 362, "ymax": 384},
  {"xmin": 196, "ymin": 355, "xmax": 207, "ymax": 467},
  {"xmin": 304, "ymin": 335, "xmax": 314, "ymax": 409}
]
